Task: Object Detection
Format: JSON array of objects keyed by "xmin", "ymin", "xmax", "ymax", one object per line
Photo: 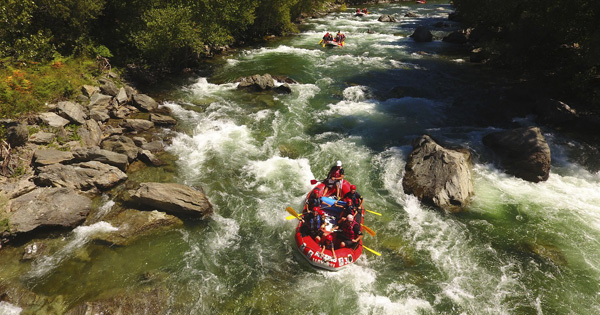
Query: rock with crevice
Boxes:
[
  {"xmin": 133, "ymin": 94, "xmax": 159, "ymax": 112},
  {"xmin": 33, "ymin": 148, "xmax": 74, "ymax": 166},
  {"xmin": 57, "ymin": 101, "xmax": 87, "ymax": 125},
  {"xmin": 37, "ymin": 112, "xmax": 70, "ymax": 128},
  {"xmin": 35, "ymin": 161, "xmax": 127, "ymax": 191},
  {"xmin": 122, "ymin": 119, "xmax": 154, "ymax": 132},
  {"xmin": 150, "ymin": 113, "xmax": 177, "ymax": 126},
  {"xmin": 402, "ymin": 135, "xmax": 474, "ymax": 212},
  {"xmin": 73, "ymin": 147, "xmax": 129, "ymax": 171},
  {"xmin": 29, "ymin": 131, "xmax": 56, "ymax": 145},
  {"xmin": 128, "ymin": 182, "xmax": 213, "ymax": 218},
  {"xmin": 101, "ymin": 135, "xmax": 140, "ymax": 162}
]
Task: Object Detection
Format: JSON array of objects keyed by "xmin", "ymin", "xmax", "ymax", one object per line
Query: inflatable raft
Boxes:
[
  {"xmin": 323, "ymin": 40, "xmax": 343, "ymax": 48},
  {"xmin": 294, "ymin": 180, "xmax": 364, "ymax": 271}
]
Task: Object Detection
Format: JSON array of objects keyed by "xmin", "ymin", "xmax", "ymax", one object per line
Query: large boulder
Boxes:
[
  {"xmin": 37, "ymin": 112, "xmax": 70, "ymax": 128},
  {"xmin": 133, "ymin": 94, "xmax": 159, "ymax": 112},
  {"xmin": 77, "ymin": 120, "xmax": 103, "ymax": 147},
  {"xmin": 92, "ymin": 209, "xmax": 183, "ymax": 246},
  {"xmin": 442, "ymin": 30, "xmax": 468, "ymax": 44},
  {"xmin": 236, "ymin": 74, "xmax": 276, "ymax": 91},
  {"xmin": 88, "ymin": 93, "xmax": 113, "ymax": 107},
  {"xmin": 402, "ymin": 135, "xmax": 474, "ymax": 212},
  {"xmin": 6, "ymin": 123, "xmax": 28, "ymax": 147},
  {"xmin": 99, "ymin": 79, "xmax": 119, "ymax": 97},
  {"xmin": 129, "ymin": 182, "xmax": 213, "ymax": 218},
  {"xmin": 101, "ymin": 135, "xmax": 140, "ymax": 162},
  {"xmin": 483, "ymin": 127, "xmax": 551, "ymax": 182},
  {"xmin": 57, "ymin": 101, "xmax": 87, "ymax": 125},
  {"xmin": 378, "ymin": 14, "xmax": 397, "ymax": 22},
  {"xmin": 3, "ymin": 187, "xmax": 91, "ymax": 234},
  {"xmin": 73, "ymin": 147, "xmax": 129, "ymax": 171},
  {"xmin": 35, "ymin": 161, "xmax": 127, "ymax": 191},
  {"xmin": 33, "ymin": 148, "xmax": 74, "ymax": 166},
  {"xmin": 410, "ymin": 26, "xmax": 433, "ymax": 42}
]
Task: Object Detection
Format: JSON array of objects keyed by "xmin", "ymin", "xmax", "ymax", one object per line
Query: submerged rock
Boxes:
[
  {"xmin": 402, "ymin": 135, "xmax": 474, "ymax": 212},
  {"xmin": 128, "ymin": 182, "xmax": 213, "ymax": 218},
  {"xmin": 410, "ymin": 26, "xmax": 433, "ymax": 42},
  {"xmin": 236, "ymin": 74, "xmax": 276, "ymax": 91},
  {"xmin": 483, "ymin": 127, "xmax": 551, "ymax": 182}
]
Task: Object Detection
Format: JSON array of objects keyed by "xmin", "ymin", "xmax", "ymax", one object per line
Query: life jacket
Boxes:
[
  {"xmin": 342, "ymin": 220, "xmax": 358, "ymax": 239},
  {"xmin": 344, "ymin": 192, "xmax": 361, "ymax": 208},
  {"xmin": 329, "ymin": 166, "xmax": 342, "ymax": 179},
  {"xmin": 309, "ymin": 214, "xmax": 322, "ymax": 231}
]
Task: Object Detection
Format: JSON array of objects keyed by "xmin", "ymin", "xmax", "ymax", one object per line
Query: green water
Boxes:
[{"xmin": 2, "ymin": 1, "xmax": 600, "ymax": 314}]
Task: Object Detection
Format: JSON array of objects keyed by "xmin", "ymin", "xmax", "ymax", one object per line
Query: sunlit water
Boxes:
[{"xmin": 1, "ymin": 1, "xmax": 600, "ymax": 313}]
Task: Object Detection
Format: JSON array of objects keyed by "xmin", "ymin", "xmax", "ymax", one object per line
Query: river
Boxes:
[{"xmin": 2, "ymin": 1, "xmax": 600, "ymax": 314}]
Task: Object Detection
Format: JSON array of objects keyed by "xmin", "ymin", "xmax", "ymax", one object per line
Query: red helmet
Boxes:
[
  {"xmin": 350, "ymin": 185, "xmax": 356, "ymax": 190},
  {"xmin": 326, "ymin": 234, "xmax": 333, "ymax": 241}
]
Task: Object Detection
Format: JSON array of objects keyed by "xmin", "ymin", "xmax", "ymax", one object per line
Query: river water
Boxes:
[{"xmin": 2, "ymin": 1, "xmax": 600, "ymax": 314}]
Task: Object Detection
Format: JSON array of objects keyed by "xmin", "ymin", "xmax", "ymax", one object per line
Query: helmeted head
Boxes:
[
  {"xmin": 350, "ymin": 184, "xmax": 356, "ymax": 191},
  {"xmin": 347, "ymin": 214, "xmax": 354, "ymax": 221},
  {"xmin": 336, "ymin": 160, "xmax": 342, "ymax": 167},
  {"xmin": 326, "ymin": 234, "xmax": 333, "ymax": 241}
]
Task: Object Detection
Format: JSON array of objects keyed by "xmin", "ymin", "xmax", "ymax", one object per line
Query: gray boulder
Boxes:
[
  {"xmin": 89, "ymin": 106, "xmax": 111, "ymax": 122},
  {"xmin": 88, "ymin": 93, "xmax": 113, "ymax": 107},
  {"xmin": 77, "ymin": 120, "xmax": 103, "ymax": 147},
  {"xmin": 81, "ymin": 85, "xmax": 100, "ymax": 98},
  {"xmin": 73, "ymin": 147, "xmax": 129, "ymax": 171},
  {"xmin": 443, "ymin": 31, "xmax": 469, "ymax": 44},
  {"xmin": 100, "ymin": 79, "xmax": 119, "ymax": 97},
  {"xmin": 410, "ymin": 26, "xmax": 433, "ymax": 42},
  {"xmin": 35, "ymin": 161, "xmax": 127, "ymax": 191},
  {"xmin": 116, "ymin": 87, "xmax": 128, "ymax": 104},
  {"xmin": 150, "ymin": 113, "xmax": 177, "ymax": 126},
  {"xmin": 29, "ymin": 131, "xmax": 56, "ymax": 145},
  {"xmin": 33, "ymin": 148, "xmax": 74, "ymax": 166},
  {"xmin": 483, "ymin": 127, "xmax": 551, "ymax": 182},
  {"xmin": 57, "ymin": 101, "xmax": 87, "ymax": 125},
  {"xmin": 403, "ymin": 135, "xmax": 474, "ymax": 212},
  {"xmin": 6, "ymin": 123, "xmax": 28, "ymax": 147},
  {"xmin": 133, "ymin": 94, "xmax": 159, "ymax": 112},
  {"xmin": 378, "ymin": 14, "xmax": 397, "ymax": 22},
  {"xmin": 139, "ymin": 150, "xmax": 163, "ymax": 166},
  {"xmin": 38, "ymin": 112, "xmax": 70, "ymax": 128},
  {"xmin": 129, "ymin": 182, "xmax": 213, "ymax": 218},
  {"xmin": 274, "ymin": 84, "xmax": 292, "ymax": 94},
  {"xmin": 141, "ymin": 140, "xmax": 164, "ymax": 153},
  {"xmin": 122, "ymin": 119, "xmax": 154, "ymax": 132},
  {"xmin": 101, "ymin": 135, "xmax": 140, "ymax": 162},
  {"xmin": 236, "ymin": 74, "xmax": 276, "ymax": 91},
  {"xmin": 4, "ymin": 187, "xmax": 91, "ymax": 234}
]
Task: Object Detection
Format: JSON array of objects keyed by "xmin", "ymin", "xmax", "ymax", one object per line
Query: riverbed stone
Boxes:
[
  {"xmin": 378, "ymin": 14, "xmax": 397, "ymax": 22},
  {"xmin": 150, "ymin": 113, "xmax": 177, "ymax": 126},
  {"xmin": 482, "ymin": 127, "xmax": 551, "ymax": 182},
  {"xmin": 89, "ymin": 93, "xmax": 113, "ymax": 107},
  {"xmin": 129, "ymin": 182, "xmax": 213, "ymax": 218},
  {"xmin": 73, "ymin": 147, "xmax": 129, "ymax": 171},
  {"xmin": 6, "ymin": 123, "xmax": 28, "ymax": 147},
  {"xmin": 35, "ymin": 161, "xmax": 127, "ymax": 191},
  {"xmin": 82, "ymin": 85, "xmax": 100, "ymax": 98},
  {"xmin": 443, "ymin": 30, "xmax": 469, "ymax": 44},
  {"xmin": 4, "ymin": 187, "xmax": 91, "ymax": 234},
  {"xmin": 38, "ymin": 112, "xmax": 70, "ymax": 128},
  {"xmin": 236, "ymin": 74, "xmax": 276, "ymax": 91},
  {"xmin": 77, "ymin": 120, "xmax": 103, "ymax": 147},
  {"xmin": 29, "ymin": 131, "xmax": 56, "ymax": 145},
  {"xmin": 410, "ymin": 26, "xmax": 433, "ymax": 42},
  {"xmin": 403, "ymin": 135, "xmax": 474, "ymax": 212},
  {"xmin": 33, "ymin": 148, "xmax": 74, "ymax": 166},
  {"xmin": 101, "ymin": 135, "xmax": 140, "ymax": 162},
  {"xmin": 122, "ymin": 119, "xmax": 154, "ymax": 132},
  {"xmin": 116, "ymin": 87, "xmax": 128, "ymax": 104},
  {"xmin": 57, "ymin": 101, "xmax": 87, "ymax": 125},
  {"xmin": 89, "ymin": 106, "xmax": 111, "ymax": 122},
  {"xmin": 141, "ymin": 140, "xmax": 164, "ymax": 153},
  {"xmin": 133, "ymin": 94, "xmax": 159, "ymax": 112},
  {"xmin": 100, "ymin": 79, "xmax": 119, "ymax": 97}
]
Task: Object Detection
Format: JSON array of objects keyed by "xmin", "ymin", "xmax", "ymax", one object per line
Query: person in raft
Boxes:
[
  {"xmin": 327, "ymin": 160, "xmax": 344, "ymax": 198},
  {"xmin": 335, "ymin": 214, "xmax": 363, "ymax": 248},
  {"xmin": 320, "ymin": 234, "xmax": 337, "ymax": 262},
  {"xmin": 334, "ymin": 31, "xmax": 345, "ymax": 44},
  {"xmin": 322, "ymin": 32, "xmax": 333, "ymax": 42},
  {"xmin": 305, "ymin": 186, "xmax": 322, "ymax": 213}
]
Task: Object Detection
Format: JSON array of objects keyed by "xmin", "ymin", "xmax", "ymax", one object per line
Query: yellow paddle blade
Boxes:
[
  {"xmin": 365, "ymin": 209, "xmax": 382, "ymax": 216},
  {"xmin": 318, "ymin": 39, "xmax": 323, "ymax": 45},
  {"xmin": 363, "ymin": 245, "xmax": 381, "ymax": 256},
  {"xmin": 361, "ymin": 224, "xmax": 376, "ymax": 237},
  {"xmin": 286, "ymin": 215, "xmax": 297, "ymax": 220},
  {"xmin": 286, "ymin": 206, "xmax": 300, "ymax": 218}
]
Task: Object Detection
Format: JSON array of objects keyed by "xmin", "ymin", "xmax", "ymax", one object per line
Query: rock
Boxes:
[
  {"xmin": 103, "ymin": 126, "xmax": 124, "ymax": 137},
  {"xmin": 150, "ymin": 113, "xmax": 177, "ymax": 126},
  {"xmin": 110, "ymin": 105, "xmax": 132, "ymax": 119},
  {"xmin": 443, "ymin": 30, "xmax": 468, "ymax": 44},
  {"xmin": 272, "ymin": 75, "xmax": 299, "ymax": 84},
  {"xmin": 483, "ymin": 127, "xmax": 551, "ymax": 182},
  {"xmin": 470, "ymin": 47, "xmax": 488, "ymax": 63},
  {"xmin": 93, "ymin": 210, "xmax": 183, "ymax": 246},
  {"xmin": 22, "ymin": 242, "xmax": 47, "ymax": 261},
  {"xmin": 129, "ymin": 182, "xmax": 212, "ymax": 218},
  {"xmin": 405, "ymin": 12, "xmax": 419, "ymax": 18},
  {"xmin": 29, "ymin": 131, "xmax": 56, "ymax": 145},
  {"xmin": 378, "ymin": 14, "xmax": 397, "ymax": 22},
  {"xmin": 534, "ymin": 99, "xmax": 579, "ymax": 129},
  {"xmin": 99, "ymin": 79, "xmax": 119, "ymax": 97},
  {"xmin": 81, "ymin": 85, "xmax": 99, "ymax": 98},
  {"xmin": 402, "ymin": 135, "xmax": 474, "ymax": 212},
  {"xmin": 5, "ymin": 187, "xmax": 91, "ymax": 234},
  {"xmin": 35, "ymin": 161, "xmax": 128, "ymax": 191},
  {"xmin": 6, "ymin": 123, "xmax": 28, "ymax": 147},
  {"xmin": 77, "ymin": 120, "xmax": 103, "ymax": 147},
  {"xmin": 434, "ymin": 21, "xmax": 451, "ymax": 28},
  {"xmin": 0, "ymin": 175, "xmax": 36, "ymax": 199},
  {"xmin": 56, "ymin": 101, "xmax": 87, "ymax": 125},
  {"xmin": 38, "ymin": 112, "xmax": 70, "ymax": 128},
  {"xmin": 121, "ymin": 119, "xmax": 154, "ymax": 132},
  {"xmin": 132, "ymin": 137, "xmax": 147, "ymax": 146},
  {"xmin": 139, "ymin": 150, "xmax": 163, "ymax": 166},
  {"xmin": 116, "ymin": 87, "xmax": 128, "ymax": 104},
  {"xmin": 133, "ymin": 94, "xmax": 159, "ymax": 112},
  {"xmin": 410, "ymin": 26, "xmax": 433, "ymax": 42},
  {"xmin": 66, "ymin": 286, "xmax": 169, "ymax": 315},
  {"xmin": 274, "ymin": 84, "xmax": 292, "ymax": 94},
  {"xmin": 89, "ymin": 106, "xmax": 111, "ymax": 122},
  {"xmin": 236, "ymin": 74, "xmax": 276, "ymax": 91},
  {"xmin": 88, "ymin": 93, "xmax": 113, "ymax": 107},
  {"xmin": 101, "ymin": 135, "xmax": 140, "ymax": 162},
  {"xmin": 73, "ymin": 147, "xmax": 129, "ymax": 171},
  {"xmin": 141, "ymin": 140, "xmax": 164, "ymax": 153},
  {"xmin": 33, "ymin": 148, "xmax": 74, "ymax": 166}
]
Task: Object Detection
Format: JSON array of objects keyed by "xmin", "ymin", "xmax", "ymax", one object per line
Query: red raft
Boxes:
[{"xmin": 294, "ymin": 179, "xmax": 364, "ymax": 271}]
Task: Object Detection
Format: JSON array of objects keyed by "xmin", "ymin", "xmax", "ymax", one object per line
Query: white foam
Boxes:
[{"xmin": 0, "ymin": 302, "xmax": 22, "ymax": 315}]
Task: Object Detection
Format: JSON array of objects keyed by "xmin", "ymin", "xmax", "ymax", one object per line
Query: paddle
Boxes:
[
  {"xmin": 318, "ymin": 39, "xmax": 323, "ymax": 45},
  {"xmin": 286, "ymin": 207, "xmax": 301, "ymax": 220},
  {"xmin": 365, "ymin": 209, "xmax": 382, "ymax": 216},
  {"xmin": 363, "ymin": 245, "xmax": 381, "ymax": 256},
  {"xmin": 361, "ymin": 224, "xmax": 376, "ymax": 237}
]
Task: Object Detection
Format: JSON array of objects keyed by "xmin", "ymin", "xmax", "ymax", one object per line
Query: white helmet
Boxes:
[
  {"xmin": 347, "ymin": 214, "xmax": 354, "ymax": 221},
  {"xmin": 336, "ymin": 160, "xmax": 342, "ymax": 167}
]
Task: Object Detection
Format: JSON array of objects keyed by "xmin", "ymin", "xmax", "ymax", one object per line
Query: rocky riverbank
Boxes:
[{"xmin": 0, "ymin": 72, "xmax": 212, "ymax": 251}]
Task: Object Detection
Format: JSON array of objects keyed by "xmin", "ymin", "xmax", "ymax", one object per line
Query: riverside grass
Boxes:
[{"xmin": 0, "ymin": 57, "xmax": 100, "ymax": 119}]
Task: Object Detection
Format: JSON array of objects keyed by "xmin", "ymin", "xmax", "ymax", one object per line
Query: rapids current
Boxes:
[{"xmin": 1, "ymin": 1, "xmax": 600, "ymax": 314}]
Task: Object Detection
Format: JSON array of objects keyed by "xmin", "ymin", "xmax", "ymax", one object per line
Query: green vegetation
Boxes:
[{"xmin": 453, "ymin": 0, "xmax": 600, "ymax": 107}]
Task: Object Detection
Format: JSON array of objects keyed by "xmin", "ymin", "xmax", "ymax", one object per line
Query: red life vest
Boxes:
[
  {"xmin": 342, "ymin": 220, "xmax": 358, "ymax": 239},
  {"xmin": 330, "ymin": 167, "xmax": 342, "ymax": 178}
]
